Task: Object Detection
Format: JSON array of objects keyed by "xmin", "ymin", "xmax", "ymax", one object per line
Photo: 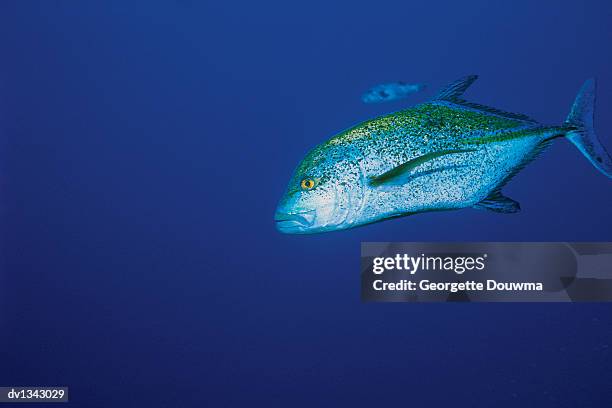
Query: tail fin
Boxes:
[{"xmin": 564, "ymin": 79, "xmax": 612, "ymax": 179}]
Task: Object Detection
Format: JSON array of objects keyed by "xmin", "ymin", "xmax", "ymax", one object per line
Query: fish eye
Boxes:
[{"xmin": 300, "ymin": 178, "xmax": 315, "ymax": 190}]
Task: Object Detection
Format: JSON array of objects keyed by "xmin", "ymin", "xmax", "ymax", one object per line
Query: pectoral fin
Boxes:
[
  {"xmin": 474, "ymin": 191, "xmax": 521, "ymax": 213},
  {"xmin": 369, "ymin": 149, "xmax": 475, "ymax": 187}
]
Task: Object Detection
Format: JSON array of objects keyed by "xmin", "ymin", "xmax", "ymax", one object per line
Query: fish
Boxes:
[
  {"xmin": 361, "ymin": 82, "xmax": 426, "ymax": 103},
  {"xmin": 275, "ymin": 75, "xmax": 612, "ymax": 234}
]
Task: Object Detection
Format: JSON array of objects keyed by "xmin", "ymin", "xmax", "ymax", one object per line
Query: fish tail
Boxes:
[{"xmin": 564, "ymin": 79, "xmax": 612, "ymax": 179}]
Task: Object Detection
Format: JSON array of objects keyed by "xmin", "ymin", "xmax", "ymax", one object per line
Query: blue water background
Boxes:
[{"xmin": 1, "ymin": 1, "xmax": 611, "ymax": 406}]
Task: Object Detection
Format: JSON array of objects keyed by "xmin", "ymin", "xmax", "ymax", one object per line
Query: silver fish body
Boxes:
[{"xmin": 276, "ymin": 76, "xmax": 612, "ymax": 234}]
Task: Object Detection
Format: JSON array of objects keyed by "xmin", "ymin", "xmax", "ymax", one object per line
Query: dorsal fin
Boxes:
[
  {"xmin": 453, "ymin": 100, "xmax": 538, "ymax": 122},
  {"xmin": 434, "ymin": 75, "xmax": 479, "ymax": 101},
  {"xmin": 435, "ymin": 75, "xmax": 537, "ymax": 122}
]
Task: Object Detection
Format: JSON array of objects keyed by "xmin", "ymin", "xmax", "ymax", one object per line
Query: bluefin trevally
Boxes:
[
  {"xmin": 361, "ymin": 82, "xmax": 426, "ymax": 103},
  {"xmin": 275, "ymin": 75, "xmax": 612, "ymax": 234}
]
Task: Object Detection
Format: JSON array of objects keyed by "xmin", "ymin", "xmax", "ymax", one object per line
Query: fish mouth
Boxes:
[{"xmin": 274, "ymin": 210, "xmax": 316, "ymax": 233}]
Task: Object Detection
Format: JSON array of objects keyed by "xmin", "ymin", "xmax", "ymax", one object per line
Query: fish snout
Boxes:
[{"xmin": 274, "ymin": 209, "xmax": 316, "ymax": 233}]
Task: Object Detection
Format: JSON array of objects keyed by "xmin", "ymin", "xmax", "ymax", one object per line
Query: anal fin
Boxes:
[{"xmin": 474, "ymin": 191, "xmax": 521, "ymax": 213}]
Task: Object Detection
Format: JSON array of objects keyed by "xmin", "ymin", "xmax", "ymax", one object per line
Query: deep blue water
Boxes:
[{"xmin": 1, "ymin": 1, "xmax": 611, "ymax": 406}]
